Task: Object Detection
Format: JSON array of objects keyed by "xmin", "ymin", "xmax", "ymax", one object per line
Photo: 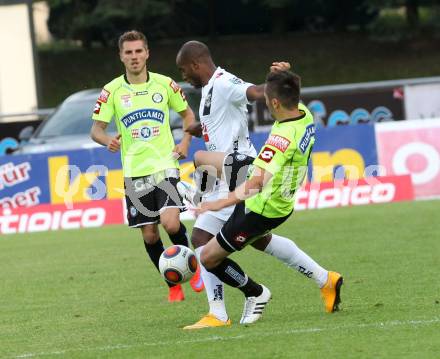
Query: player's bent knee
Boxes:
[
  {"xmin": 194, "ymin": 150, "xmax": 205, "ymax": 167},
  {"xmin": 191, "ymin": 228, "xmax": 213, "ymax": 248},
  {"xmin": 142, "ymin": 233, "xmax": 159, "ymax": 245},
  {"xmin": 200, "ymin": 247, "xmax": 217, "ymax": 270},
  {"xmin": 140, "ymin": 225, "xmax": 159, "ymax": 244},
  {"xmin": 161, "ymin": 219, "xmax": 180, "ymax": 235},
  {"xmin": 251, "ymin": 233, "xmax": 272, "ymax": 251}
]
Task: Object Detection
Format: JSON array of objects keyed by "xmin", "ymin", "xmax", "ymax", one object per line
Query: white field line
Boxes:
[{"xmin": 13, "ymin": 317, "xmax": 440, "ymax": 358}]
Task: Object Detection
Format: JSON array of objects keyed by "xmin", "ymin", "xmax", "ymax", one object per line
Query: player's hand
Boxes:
[
  {"xmin": 107, "ymin": 134, "xmax": 121, "ymax": 152},
  {"xmin": 193, "ymin": 200, "xmax": 224, "ymax": 215},
  {"xmin": 185, "ymin": 122, "xmax": 202, "ymax": 137},
  {"xmin": 172, "ymin": 143, "xmax": 188, "ymax": 160},
  {"xmin": 270, "ymin": 62, "xmax": 291, "ymax": 72}
]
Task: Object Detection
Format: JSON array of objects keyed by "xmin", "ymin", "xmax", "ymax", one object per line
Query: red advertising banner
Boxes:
[
  {"xmin": 375, "ymin": 120, "xmax": 440, "ymax": 199},
  {"xmin": 295, "ymin": 175, "xmax": 414, "ymax": 210},
  {"xmin": 0, "ymin": 175, "xmax": 414, "ymax": 234},
  {"xmin": 0, "ymin": 199, "xmax": 125, "ymax": 235}
]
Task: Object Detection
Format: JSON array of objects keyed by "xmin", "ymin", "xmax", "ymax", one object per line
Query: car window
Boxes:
[{"xmin": 36, "ymin": 98, "xmax": 116, "ymax": 138}]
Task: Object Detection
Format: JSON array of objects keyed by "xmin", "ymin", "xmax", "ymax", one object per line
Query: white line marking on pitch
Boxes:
[{"xmin": 13, "ymin": 317, "xmax": 440, "ymax": 358}]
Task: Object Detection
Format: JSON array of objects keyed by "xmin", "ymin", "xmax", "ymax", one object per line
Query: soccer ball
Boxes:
[{"xmin": 159, "ymin": 245, "xmax": 198, "ymax": 284}]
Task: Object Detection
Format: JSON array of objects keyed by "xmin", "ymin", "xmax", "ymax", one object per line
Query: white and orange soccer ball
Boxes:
[{"xmin": 159, "ymin": 245, "xmax": 198, "ymax": 284}]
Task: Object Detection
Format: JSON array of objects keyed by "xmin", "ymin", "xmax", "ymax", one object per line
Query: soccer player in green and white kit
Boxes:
[
  {"xmin": 90, "ymin": 30, "xmax": 203, "ymax": 302},
  {"xmin": 194, "ymin": 71, "xmax": 343, "ymax": 324}
]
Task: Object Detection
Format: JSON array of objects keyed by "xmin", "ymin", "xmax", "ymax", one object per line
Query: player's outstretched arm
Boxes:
[
  {"xmin": 194, "ymin": 165, "xmax": 272, "ymax": 214},
  {"xmin": 246, "ymin": 61, "xmax": 291, "ymax": 101}
]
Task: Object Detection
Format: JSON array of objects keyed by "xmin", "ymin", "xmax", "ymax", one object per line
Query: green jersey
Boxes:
[
  {"xmin": 245, "ymin": 103, "xmax": 315, "ymax": 218},
  {"xmin": 92, "ymin": 72, "xmax": 188, "ymax": 177}
]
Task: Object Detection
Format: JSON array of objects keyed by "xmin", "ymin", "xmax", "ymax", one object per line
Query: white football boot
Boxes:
[
  {"xmin": 240, "ymin": 285, "xmax": 272, "ymax": 324},
  {"xmin": 176, "ymin": 180, "xmax": 199, "ymax": 206}
]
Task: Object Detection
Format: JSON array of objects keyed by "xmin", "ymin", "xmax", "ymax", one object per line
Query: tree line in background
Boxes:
[{"xmin": 46, "ymin": 0, "xmax": 440, "ymax": 47}]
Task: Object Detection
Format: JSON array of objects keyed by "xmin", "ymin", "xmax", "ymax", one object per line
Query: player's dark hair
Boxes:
[
  {"xmin": 265, "ymin": 71, "xmax": 301, "ymax": 109},
  {"xmin": 177, "ymin": 41, "xmax": 212, "ymax": 64},
  {"xmin": 118, "ymin": 30, "xmax": 148, "ymax": 51}
]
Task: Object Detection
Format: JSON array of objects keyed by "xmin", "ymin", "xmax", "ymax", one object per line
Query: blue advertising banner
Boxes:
[
  {"xmin": 0, "ymin": 125, "xmax": 378, "ymax": 211},
  {"xmin": 310, "ymin": 124, "xmax": 378, "ymax": 182}
]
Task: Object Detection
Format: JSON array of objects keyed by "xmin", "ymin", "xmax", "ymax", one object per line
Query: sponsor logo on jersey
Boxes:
[
  {"xmin": 152, "ymin": 93, "xmax": 163, "ymax": 103},
  {"xmin": 229, "ymin": 76, "xmax": 244, "ymax": 85},
  {"xmin": 98, "ymin": 89, "xmax": 110, "ymax": 103},
  {"xmin": 215, "ymin": 72, "xmax": 224, "ymax": 78},
  {"xmin": 259, "ymin": 147, "xmax": 276, "ymax": 163},
  {"xmin": 121, "ymin": 109, "xmax": 165, "ymax": 127},
  {"xmin": 298, "ymin": 124, "xmax": 315, "ymax": 153},
  {"xmin": 121, "ymin": 94, "xmax": 132, "ymax": 108},
  {"xmin": 131, "ymin": 126, "xmax": 160, "ymax": 141},
  {"xmin": 135, "ymin": 90, "xmax": 148, "ymax": 96},
  {"xmin": 94, "ymin": 101, "xmax": 101, "ymax": 114},
  {"xmin": 169, "ymin": 80, "xmax": 180, "ymax": 93},
  {"xmin": 266, "ymin": 134, "xmax": 291, "ymax": 153}
]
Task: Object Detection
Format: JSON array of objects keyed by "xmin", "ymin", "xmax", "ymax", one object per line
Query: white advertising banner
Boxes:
[
  {"xmin": 404, "ymin": 83, "xmax": 440, "ymax": 120},
  {"xmin": 0, "ymin": 2, "xmax": 38, "ymax": 115}
]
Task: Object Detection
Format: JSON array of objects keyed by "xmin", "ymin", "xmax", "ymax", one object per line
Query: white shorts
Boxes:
[{"xmin": 194, "ymin": 212, "xmax": 226, "ymax": 236}]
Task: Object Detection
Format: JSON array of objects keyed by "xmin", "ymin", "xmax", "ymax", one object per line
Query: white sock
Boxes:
[
  {"xmin": 265, "ymin": 234, "xmax": 329, "ymax": 288},
  {"xmin": 195, "ymin": 246, "xmax": 228, "ymax": 321}
]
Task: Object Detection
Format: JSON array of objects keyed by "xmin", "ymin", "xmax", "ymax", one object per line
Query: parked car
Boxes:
[{"xmin": 13, "ymin": 83, "xmax": 201, "ymax": 155}]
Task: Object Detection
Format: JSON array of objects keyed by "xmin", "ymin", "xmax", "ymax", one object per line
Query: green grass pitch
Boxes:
[{"xmin": 1, "ymin": 200, "xmax": 439, "ymax": 358}]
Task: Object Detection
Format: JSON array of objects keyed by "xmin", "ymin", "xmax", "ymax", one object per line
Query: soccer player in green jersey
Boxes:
[
  {"xmin": 193, "ymin": 71, "xmax": 343, "ymax": 324},
  {"xmin": 90, "ymin": 30, "xmax": 203, "ymax": 302}
]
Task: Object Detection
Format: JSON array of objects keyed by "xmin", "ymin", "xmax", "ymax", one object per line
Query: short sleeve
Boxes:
[
  {"xmin": 218, "ymin": 76, "xmax": 253, "ymax": 106},
  {"xmin": 167, "ymin": 79, "xmax": 188, "ymax": 113},
  {"xmin": 92, "ymin": 88, "xmax": 114, "ymax": 123},
  {"xmin": 252, "ymin": 144, "xmax": 287, "ymax": 175}
]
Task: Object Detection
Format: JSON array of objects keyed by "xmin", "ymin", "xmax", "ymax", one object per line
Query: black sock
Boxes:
[
  {"xmin": 168, "ymin": 222, "xmax": 189, "ymax": 247},
  {"xmin": 144, "ymin": 239, "xmax": 174, "ymax": 288},
  {"xmin": 240, "ymin": 278, "xmax": 263, "ymax": 298},
  {"xmin": 207, "ymin": 258, "xmax": 262, "ymax": 297},
  {"xmin": 193, "ymin": 168, "xmax": 216, "ymax": 204}
]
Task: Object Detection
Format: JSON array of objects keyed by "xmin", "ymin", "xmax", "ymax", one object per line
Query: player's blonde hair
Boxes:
[{"xmin": 118, "ymin": 30, "xmax": 148, "ymax": 51}]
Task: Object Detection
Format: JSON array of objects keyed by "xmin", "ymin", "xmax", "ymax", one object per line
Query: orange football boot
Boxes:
[
  {"xmin": 168, "ymin": 284, "xmax": 185, "ymax": 302},
  {"xmin": 320, "ymin": 271, "xmax": 343, "ymax": 313},
  {"xmin": 183, "ymin": 314, "xmax": 231, "ymax": 330}
]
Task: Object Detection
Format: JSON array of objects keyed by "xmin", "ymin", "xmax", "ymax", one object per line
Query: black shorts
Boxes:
[
  {"xmin": 216, "ymin": 202, "xmax": 292, "ymax": 252},
  {"xmin": 223, "ymin": 151, "xmax": 255, "ymax": 191},
  {"xmin": 124, "ymin": 173, "xmax": 185, "ymax": 228}
]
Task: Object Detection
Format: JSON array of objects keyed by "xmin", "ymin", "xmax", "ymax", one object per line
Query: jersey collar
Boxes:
[
  {"xmin": 206, "ymin": 67, "xmax": 224, "ymax": 88},
  {"xmin": 123, "ymin": 71, "xmax": 150, "ymax": 85},
  {"xmin": 278, "ymin": 110, "xmax": 306, "ymax": 123}
]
